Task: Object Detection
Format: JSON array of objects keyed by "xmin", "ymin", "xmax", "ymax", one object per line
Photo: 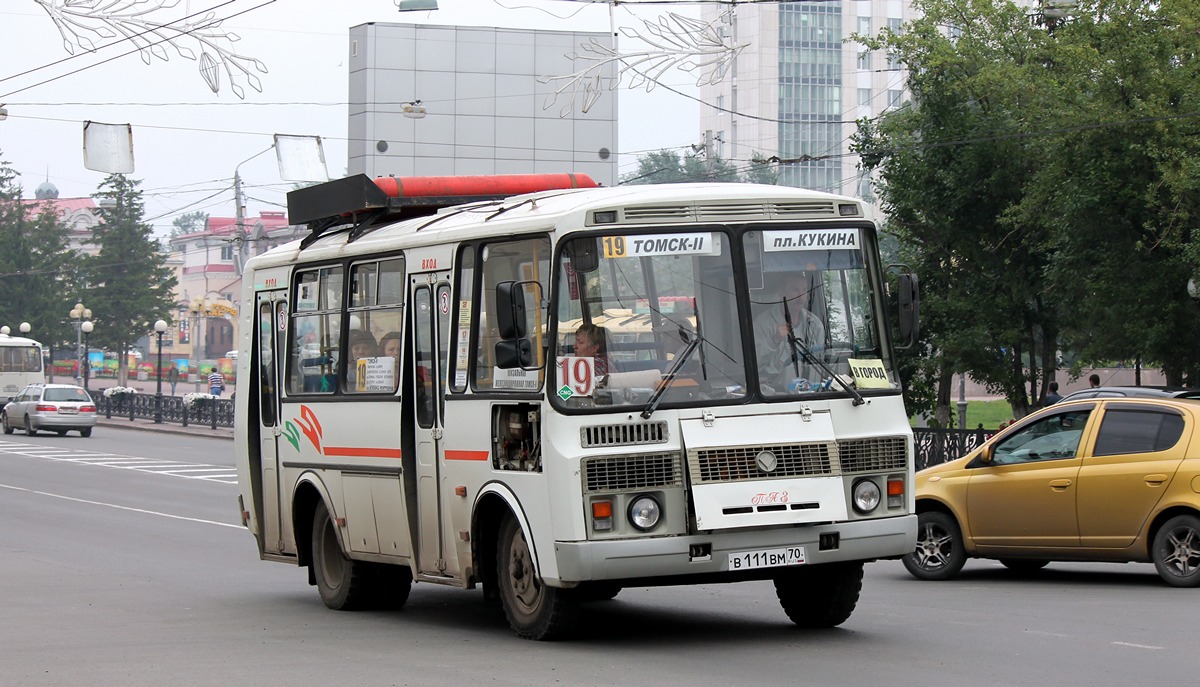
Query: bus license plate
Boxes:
[{"xmin": 728, "ymin": 546, "xmax": 806, "ymax": 570}]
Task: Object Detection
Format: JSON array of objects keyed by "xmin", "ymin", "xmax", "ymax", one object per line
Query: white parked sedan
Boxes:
[{"xmin": 2, "ymin": 383, "xmax": 98, "ymax": 437}]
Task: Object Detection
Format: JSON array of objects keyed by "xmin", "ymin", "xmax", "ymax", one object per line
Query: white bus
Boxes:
[
  {"xmin": 0, "ymin": 332, "xmax": 46, "ymax": 400},
  {"xmin": 235, "ymin": 173, "xmax": 921, "ymax": 639}
]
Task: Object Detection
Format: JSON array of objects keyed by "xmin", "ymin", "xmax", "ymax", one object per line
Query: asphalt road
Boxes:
[{"xmin": 1, "ymin": 428, "xmax": 1193, "ymax": 686}]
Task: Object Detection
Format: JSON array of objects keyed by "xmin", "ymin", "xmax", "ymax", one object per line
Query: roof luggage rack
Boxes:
[{"xmin": 288, "ymin": 173, "xmax": 598, "ymax": 249}]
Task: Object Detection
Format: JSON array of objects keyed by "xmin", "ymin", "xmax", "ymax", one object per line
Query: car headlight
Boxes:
[
  {"xmin": 628, "ymin": 495, "xmax": 662, "ymax": 532},
  {"xmin": 852, "ymin": 479, "xmax": 881, "ymax": 514}
]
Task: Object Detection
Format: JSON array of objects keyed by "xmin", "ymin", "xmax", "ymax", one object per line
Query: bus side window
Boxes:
[
  {"xmin": 449, "ymin": 245, "xmax": 475, "ymax": 393},
  {"xmin": 287, "ymin": 266, "xmax": 344, "ymax": 395},
  {"xmin": 474, "ymin": 236, "xmax": 550, "ymax": 392}
]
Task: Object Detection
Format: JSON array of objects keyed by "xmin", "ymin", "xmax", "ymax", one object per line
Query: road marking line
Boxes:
[
  {"xmin": 1111, "ymin": 642, "xmax": 1163, "ymax": 650},
  {"xmin": 0, "ymin": 482, "xmax": 241, "ymax": 529}
]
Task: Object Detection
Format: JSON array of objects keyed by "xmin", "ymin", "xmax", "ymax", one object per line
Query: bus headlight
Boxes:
[
  {"xmin": 628, "ymin": 495, "xmax": 662, "ymax": 532},
  {"xmin": 851, "ymin": 479, "xmax": 881, "ymax": 514}
]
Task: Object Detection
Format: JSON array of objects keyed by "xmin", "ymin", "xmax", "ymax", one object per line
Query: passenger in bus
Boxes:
[
  {"xmin": 346, "ymin": 329, "xmax": 378, "ymax": 389},
  {"xmin": 753, "ymin": 272, "xmax": 826, "ymax": 390},
  {"xmin": 379, "ymin": 331, "xmax": 402, "ymax": 390},
  {"xmin": 573, "ymin": 323, "xmax": 616, "ymax": 377}
]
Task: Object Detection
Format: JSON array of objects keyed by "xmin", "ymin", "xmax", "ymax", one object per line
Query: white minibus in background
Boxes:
[{"xmin": 0, "ymin": 330, "xmax": 46, "ymax": 400}]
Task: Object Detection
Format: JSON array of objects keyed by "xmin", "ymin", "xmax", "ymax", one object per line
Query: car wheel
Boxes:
[
  {"xmin": 903, "ymin": 511, "xmax": 967, "ymax": 581},
  {"xmin": 1152, "ymin": 515, "xmax": 1200, "ymax": 588},
  {"xmin": 497, "ymin": 515, "xmax": 577, "ymax": 640},
  {"xmin": 998, "ymin": 559, "xmax": 1050, "ymax": 573},
  {"xmin": 80, "ymin": 428, "xmax": 93, "ymax": 438},
  {"xmin": 25, "ymin": 416, "xmax": 37, "ymax": 436},
  {"xmin": 774, "ymin": 561, "xmax": 863, "ymax": 628},
  {"xmin": 1, "ymin": 412, "xmax": 12, "ymax": 435}
]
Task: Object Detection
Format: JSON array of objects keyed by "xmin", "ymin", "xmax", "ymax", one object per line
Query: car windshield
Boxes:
[{"xmin": 44, "ymin": 387, "xmax": 91, "ymax": 403}]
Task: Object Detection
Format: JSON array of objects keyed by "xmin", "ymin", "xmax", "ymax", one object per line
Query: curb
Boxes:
[{"xmin": 94, "ymin": 418, "xmax": 234, "ymax": 440}]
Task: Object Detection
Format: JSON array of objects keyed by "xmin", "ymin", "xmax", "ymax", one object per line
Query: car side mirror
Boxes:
[{"xmin": 978, "ymin": 444, "xmax": 994, "ymax": 464}]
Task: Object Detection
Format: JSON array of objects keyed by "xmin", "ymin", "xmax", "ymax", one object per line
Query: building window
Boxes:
[
  {"xmin": 888, "ymin": 89, "xmax": 903, "ymax": 109},
  {"xmin": 858, "ymin": 16, "xmax": 871, "ymax": 36},
  {"xmin": 716, "ymin": 95, "xmax": 725, "ymax": 112},
  {"xmin": 220, "ymin": 245, "xmax": 234, "ymax": 261},
  {"xmin": 857, "ymin": 51, "xmax": 871, "ymax": 71},
  {"xmin": 858, "ymin": 88, "xmax": 871, "ymax": 107}
]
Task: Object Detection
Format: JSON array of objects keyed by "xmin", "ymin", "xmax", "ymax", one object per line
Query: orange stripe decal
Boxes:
[
  {"xmin": 445, "ymin": 450, "xmax": 490, "ymax": 461},
  {"xmin": 323, "ymin": 446, "xmax": 403, "ymax": 459}
]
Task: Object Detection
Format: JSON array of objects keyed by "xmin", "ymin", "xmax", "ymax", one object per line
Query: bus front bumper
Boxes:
[{"xmin": 551, "ymin": 514, "xmax": 916, "ymax": 584}]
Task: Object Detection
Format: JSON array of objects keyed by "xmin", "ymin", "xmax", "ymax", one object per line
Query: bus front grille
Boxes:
[
  {"xmin": 581, "ymin": 421, "xmax": 668, "ymax": 448},
  {"xmin": 837, "ymin": 436, "xmax": 908, "ymax": 473},
  {"xmin": 584, "ymin": 453, "xmax": 682, "ymax": 492},
  {"xmin": 689, "ymin": 443, "xmax": 834, "ymax": 483}
]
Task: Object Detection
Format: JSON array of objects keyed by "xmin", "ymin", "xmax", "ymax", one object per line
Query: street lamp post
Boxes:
[
  {"xmin": 81, "ymin": 321, "xmax": 93, "ymax": 391},
  {"xmin": 69, "ymin": 302, "xmax": 93, "ymax": 386},
  {"xmin": 154, "ymin": 320, "xmax": 167, "ymax": 423}
]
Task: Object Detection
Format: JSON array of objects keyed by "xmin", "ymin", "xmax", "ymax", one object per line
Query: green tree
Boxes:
[
  {"xmin": 853, "ymin": 0, "xmax": 1055, "ymax": 420},
  {"xmin": 170, "ymin": 210, "xmax": 208, "ymax": 237},
  {"xmin": 1012, "ymin": 0, "xmax": 1200, "ymax": 384},
  {"xmin": 622, "ymin": 149, "xmax": 776, "ymax": 186},
  {"xmin": 621, "ymin": 149, "xmax": 741, "ymax": 185},
  {"xmin": 855, "ymin": 0, "xmax": 1200, "ymax": 419},
  {"xmin": 0, "ymin": 153, "xmax": 78, "ymax": 361},
  {"xmin": 85, "ymin": 174, "xmax": 177, "ymax": 385}
]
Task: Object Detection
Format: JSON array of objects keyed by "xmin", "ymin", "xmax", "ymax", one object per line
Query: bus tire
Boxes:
[
  {"xmin": 497, "ymin": 515, "xmax": 576, "ymax": 640},
  {"xmin": 773, "ymin": 561, "xmax": 863, "ymax": 629},
  {"xmin": 311, "ymin": 500, "xmax": 371, "ymax": 611}
]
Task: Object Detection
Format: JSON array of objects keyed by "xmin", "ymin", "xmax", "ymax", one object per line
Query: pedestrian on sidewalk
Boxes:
[
  {"xmin": 1044, "ymin": 381, "xmax": 1063, "ymax": 406},
  {"xmin": 208, "ymin": 369, "xmax": 225, "ymax": 397},
  {"xmin": 168, "ymin": 366, "xmax": 179, "ymax": 396},
  {"xmin": 1089, "ymin": 373, "xmax": 1100, "ymax": 388}
]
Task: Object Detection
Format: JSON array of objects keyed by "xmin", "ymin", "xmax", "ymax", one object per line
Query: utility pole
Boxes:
[
  {"xmin": 704, "ymin": 129, "xmax": 714, "ymax": 178},
  {"xmin": 233, "ymin": 170, "xmax": 247, "ymax": 275}
]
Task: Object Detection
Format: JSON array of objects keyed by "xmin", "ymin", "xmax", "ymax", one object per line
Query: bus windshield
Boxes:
[
  {"xmin": 551, "ymin": 226, "xmax": 897, "ymax": 411},
  {"xmin": 553, "ymin": 231, "xmax": 747, "ymax": 410}
]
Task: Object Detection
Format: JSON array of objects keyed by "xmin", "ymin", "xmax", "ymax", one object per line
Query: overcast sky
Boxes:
[{"xmin": 0, "ymin": 0, "xmax": 702, "ymax": 235}]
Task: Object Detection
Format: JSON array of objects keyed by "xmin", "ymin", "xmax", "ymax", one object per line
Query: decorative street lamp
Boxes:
[
  {"xmin": 81, "ymin": 321, "xmax": 93, "ymax": 391},
  {"xmin": 69, "ymin": 302, "xmax": 93, "ymax": 386},
  {"xmin": 154, "ymin": 319, "xmax": 167, "ymax": 423}
]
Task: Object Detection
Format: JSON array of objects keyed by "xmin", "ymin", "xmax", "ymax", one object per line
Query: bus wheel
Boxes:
[
  {"xmin": 773, "ymin": 561, "xmax": 863, "ymax": 629},
  {"xmin": 497, "ymin": 516, "xmax": 576, "ymax": 640},
  {"xmin": 311, "ymin": 500, "xmax": 370, "ymax": 610}
]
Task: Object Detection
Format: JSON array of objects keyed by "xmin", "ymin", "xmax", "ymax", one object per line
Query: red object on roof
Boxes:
[{"xmin": 372, "ymin": 173, "xmax": 598, "ymax": 199}]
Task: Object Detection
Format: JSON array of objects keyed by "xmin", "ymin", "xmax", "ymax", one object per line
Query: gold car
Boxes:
[{"xmin": 905, "ymin": 397, "xmax": 1200, "ymax": 587}]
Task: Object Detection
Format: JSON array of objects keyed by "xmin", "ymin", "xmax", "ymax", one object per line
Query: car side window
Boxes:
[
  {"xmin": 992, "ymin": 409, "xmax": 1092, "ymax": 465},
  {"xmin": 1092, "ymin": 408, "xmax": 1184, "ymax": 456}
]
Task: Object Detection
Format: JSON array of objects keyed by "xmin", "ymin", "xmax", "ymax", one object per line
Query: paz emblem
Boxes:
[{"xmin": 755, "ymin": 449, "xmax": 778, "ymax": 474}]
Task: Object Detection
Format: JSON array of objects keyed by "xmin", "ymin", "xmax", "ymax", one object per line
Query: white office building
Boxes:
[
  {"xmin": 348, "ymin": 23, "xmax": 619, "ymax": 186},
  {"xmin": 700, "ymin": 1, "xmax": 914, "ymax": 199}
]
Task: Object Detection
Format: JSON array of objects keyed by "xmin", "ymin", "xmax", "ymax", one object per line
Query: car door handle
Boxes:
[
  {"xmin": 1144, "ymin": 473, "xmax": 1168, "ymax": 486},
  {"xmin": 1049, "ymin": 479, "xmax": 1073, "ymax": 490}
]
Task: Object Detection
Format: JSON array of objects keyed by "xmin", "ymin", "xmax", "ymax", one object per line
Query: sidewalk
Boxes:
[{"xmin": 95, "ymin": 415, "xmax": 234, "ymax": 440}]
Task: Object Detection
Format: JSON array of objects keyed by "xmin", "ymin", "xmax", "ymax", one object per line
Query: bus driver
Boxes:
[{"xmin": 753, "ymin": 272, "xmax": 825, "ymax": 391}]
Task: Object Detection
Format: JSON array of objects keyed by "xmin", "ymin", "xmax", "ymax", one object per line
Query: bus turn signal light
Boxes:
[
  {"xmin": 887, "ymin": 477, "xmax": 905, "ymax": 508},
  {"xmin": 591, "ymin": 500, "xmax": 613, "ymax": 531}
]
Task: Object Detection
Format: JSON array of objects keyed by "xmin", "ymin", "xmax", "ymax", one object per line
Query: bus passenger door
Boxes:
[
  {"xmin": 255, "ymin": 292, "xmax": 287, "ymax": 554},
  {"xmin": 410, "ymin": 271, "xmax": 452, "ymax": 576}
]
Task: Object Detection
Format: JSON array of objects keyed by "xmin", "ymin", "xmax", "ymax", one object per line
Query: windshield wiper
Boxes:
[
  {"xmin": 784, "ymin": 332, "xmax": 865, "ymax": 407},
  {"xmin": 640, "ymin": 336, "xmax": 702, "ymax": 419}
]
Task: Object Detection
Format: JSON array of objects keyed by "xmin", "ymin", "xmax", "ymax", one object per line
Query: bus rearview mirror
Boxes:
[
  {"xmin": 495, "ymin": 339, "xmax": 533, "ymax": 369},
  {"xmin": 496, "ymin": 280, "xmax": 527, "ymax": 340}
]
